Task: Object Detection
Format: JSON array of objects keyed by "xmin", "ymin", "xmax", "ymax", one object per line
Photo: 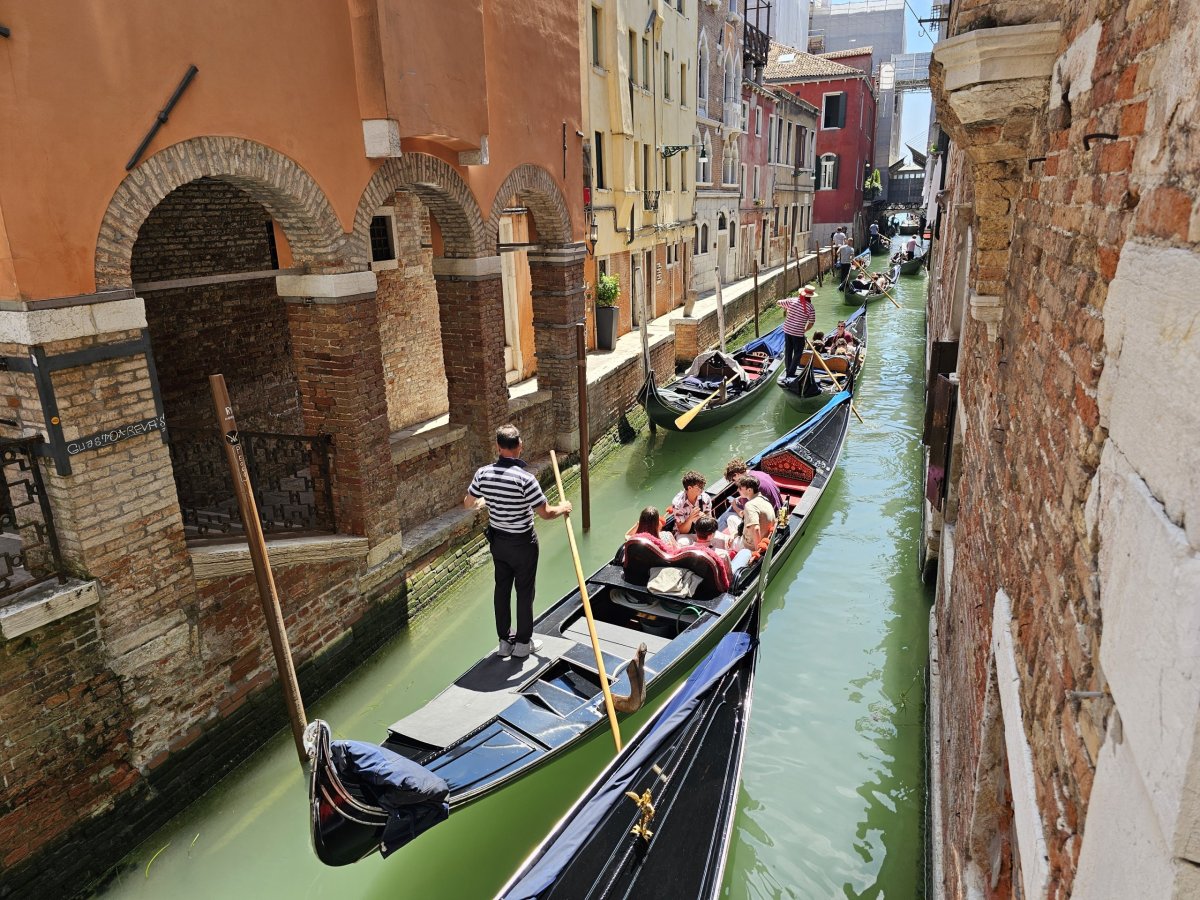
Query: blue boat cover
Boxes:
[
  {"xmin": 500, "ymin": 630, "xmax": 754, "ymax": 900},
  {"xmin": 741, "ymin": 324, "xmax": 785, "ymax": 359},
  {"xmin": 747, "ymin": 389, "xmax": 851, "ymax": 467},
  {"xmin": 331, "ymin": 740, "xmax": 450, "ymax": 858}
]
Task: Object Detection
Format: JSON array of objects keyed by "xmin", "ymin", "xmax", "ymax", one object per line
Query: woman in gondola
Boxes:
[{"xmin": 625, "ymin": 506, "xmax": 677, "ymax": 552}]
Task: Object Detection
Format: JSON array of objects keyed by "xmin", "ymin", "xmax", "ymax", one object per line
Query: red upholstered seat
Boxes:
[
  {"xmin": 759, "ymin": 451, "xmax": 815, "ymax": 485},
  {"xmin": 622, "ymin": 536, "xmax": 731, "ymax": 597}
]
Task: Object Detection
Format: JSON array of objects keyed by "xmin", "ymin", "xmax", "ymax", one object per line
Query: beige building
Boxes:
[
  {"xmin": 767, "ymin": 89, "xmax": 817, "ymax": 266},
  {"xmin": 583, "ymin": 0, "xmax": 696, "ymax": 337}
]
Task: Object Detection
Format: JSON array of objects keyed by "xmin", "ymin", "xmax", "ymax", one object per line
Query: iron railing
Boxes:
[
  {"xmin": 642, "ymin": 190, "xmax": 660, "ymax": 212},
  {"xmin": 743, "ymin": 20, "xmax": 770, "ymax": 67},
  {"xmin": 169, "ymin": 427, "xmax": 335, "ymax": 538},
  {"xmin": 0, "ymin": 436, "xmax": 67, "ymax": 604}
]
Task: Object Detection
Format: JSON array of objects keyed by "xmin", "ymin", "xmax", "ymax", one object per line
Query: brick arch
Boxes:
[
  {"xmin": 354, "ymin": 154, "xmax": 488, "ymax": 259},
  {"xmin": 96, "ymin": 136, "xmax": 353, "ymax": 290},
  {"xmin": 487, "ymin": 164, "xmax": 573, "ymax": 248}
]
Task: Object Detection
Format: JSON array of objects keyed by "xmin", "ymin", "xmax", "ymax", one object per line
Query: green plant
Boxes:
[
  {"xmin": 863, "ymin": 168, "xmax": 882, "ymax": 192},
  {"xmin": 595, "ymin": 273, "xmax": 620, "ymax": 307}
]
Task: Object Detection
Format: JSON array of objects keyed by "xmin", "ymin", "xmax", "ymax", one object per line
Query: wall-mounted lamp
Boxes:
[
  {"xmin": 586, "ymin": 217, "xmax": 599, "ymax": 254},
  {"xmin": 661, "ymin": 144, "xmax": 706, "ymax": 160}
]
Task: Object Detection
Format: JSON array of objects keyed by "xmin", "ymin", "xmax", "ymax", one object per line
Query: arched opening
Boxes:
[
  {"xmin": 718, "ymin": 213, "xmax": 727, "ymax": 230},
  {"xmin": 701, "ymin": 224, "xmax": 709, "ymax": 254}
]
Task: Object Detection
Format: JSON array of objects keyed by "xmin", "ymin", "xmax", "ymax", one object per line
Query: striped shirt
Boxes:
[
  {"xmin": 778, "ymin": 296, "xmax": 815, "ymax": 337},
  {"xmin": 468, "ymin": 458, "xmax": 548, "ymax": 533}
]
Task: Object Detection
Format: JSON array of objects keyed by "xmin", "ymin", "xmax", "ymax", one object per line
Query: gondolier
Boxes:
[
  {"xmin": 778, "ymin": 287, "xmax": 816, "ymax": 379},
  {"xmin": 464, "ymin": 425, "xmax": 571, "ymax": 659},
  {"xmin": 836, "ymin": 241, "xmax": 856, "ymax": 288}
]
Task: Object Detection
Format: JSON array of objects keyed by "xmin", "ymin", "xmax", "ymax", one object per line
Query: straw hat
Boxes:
[{"xmin": 800, "ymin": 286, "xmax": 816, "ymax": 297}]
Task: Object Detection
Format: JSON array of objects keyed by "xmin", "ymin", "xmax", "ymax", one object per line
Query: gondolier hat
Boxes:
[{"xmin": 800, "ymin": 286, "xmax": 816, "ymax": 296}]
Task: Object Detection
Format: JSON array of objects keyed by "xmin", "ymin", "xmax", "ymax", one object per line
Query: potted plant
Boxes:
[
  {"xmin": 863, "ymin": 168, "xmax": 882, "ymax": 200},
  {"xmin": 594, "ymin": 273, "xmax": 620, "ymax": 351}
]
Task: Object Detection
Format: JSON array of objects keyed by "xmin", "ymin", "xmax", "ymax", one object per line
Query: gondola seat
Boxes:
[{"xmin": 621, "ymin": 536, "xmax": 731, "ymax": 598}]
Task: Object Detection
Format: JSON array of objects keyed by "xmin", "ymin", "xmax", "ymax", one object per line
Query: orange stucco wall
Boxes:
[{"xmin": 0, "ymin": 1, "xmax": 582, "ymax": 301}]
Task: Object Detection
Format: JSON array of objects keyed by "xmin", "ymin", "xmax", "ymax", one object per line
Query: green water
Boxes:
[{"xmin": 98, "ymin": 266, "xmax": 931, "ymax": 899}]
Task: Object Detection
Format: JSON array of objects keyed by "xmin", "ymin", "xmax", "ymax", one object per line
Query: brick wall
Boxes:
[
  {"xmin": 377, "ymin": 192, "xmax": 450, "ymax": 430},
  {"xmin": 928, "ymin": 1, "xmax": 1188, "ymax": 897},
  {"xmin": 131, "ymin": 178, "xmax": 275, "ymax": 282}
]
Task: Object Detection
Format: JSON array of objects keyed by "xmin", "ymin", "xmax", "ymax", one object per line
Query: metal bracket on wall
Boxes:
[
  {"xmin": 0, "ymin": 329, "xmax": 169, "ymax": 475},
  {"xmin": 1081, "ymin": 132, "xmax": 1118, "ymax": 151}
]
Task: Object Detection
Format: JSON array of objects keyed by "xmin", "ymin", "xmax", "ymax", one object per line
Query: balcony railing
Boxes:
[
  {"xmin": 169, "ymin": 427, "xmax": 335, "ymax": 539},
  {"xmin": 723, "ymin": 105, "xmax": 741, "ymax": 130},
  {"xmin": 0, "ymin": 436, "xmax": 67, "ymax": 606},
  {"xmin": 743, "ymin": 20, "xmax": 770, "ymax": 67},
  {"xmin": 643, "ymin": 190, "xmax": 660, "ymax": 212}
]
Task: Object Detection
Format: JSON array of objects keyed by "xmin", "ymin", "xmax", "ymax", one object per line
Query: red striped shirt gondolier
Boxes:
[{"xmin": 779, "ymin": 296, "xmax": 815, "ymax": 337}]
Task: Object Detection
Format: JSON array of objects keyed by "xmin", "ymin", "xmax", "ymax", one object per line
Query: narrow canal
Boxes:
[{"xmin": 99, "ymin": 261, "xmax": 931, "ymax": 899}]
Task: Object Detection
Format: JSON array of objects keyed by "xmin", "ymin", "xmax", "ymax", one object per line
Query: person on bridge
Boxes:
[
  {"xmin": 778, "ymin": 286, "xmax": 816, "ymax": 379},
  {"xmin": 464, "ymin": 424, "xmax": 571, "ymax": 659}
]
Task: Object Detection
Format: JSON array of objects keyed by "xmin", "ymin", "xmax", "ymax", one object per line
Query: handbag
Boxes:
[{"xmin": 646, "ymin": 566, "xmax": 703, "ymax": 598}]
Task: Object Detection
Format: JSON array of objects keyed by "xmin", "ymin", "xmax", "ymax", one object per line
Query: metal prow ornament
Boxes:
[{"xmin": 612, "ymin": 643, "xmax": 648, "ymax": 713}]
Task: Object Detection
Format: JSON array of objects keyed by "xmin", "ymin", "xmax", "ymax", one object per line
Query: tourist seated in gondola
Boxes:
[
  {"xmin": 734, "ymin": 476, "xmax": 775, "ymax": 555},
  {"xmin": 832, "ymin": 338, "xmax": 854, "ymax": 358},
  {"xmin": 871, "ymin": 272, "xmax": 893, "ymax": 292},
  {"xmin": 811, "ymin": 330, "xmax": 825, "ymax": 350},
  {"xmin": 669, "ymin": 470, "xmax": 712, "ymax": 541},
  {"xmin": 723, "ymin": 458, "xmax": 783, "ymax": 511},
  {"xmin": 625, "ymin": 506, "xmax": 677, "ymax": 552},
  {"xmin": 847, "ymin": 272, "xmax": 872, "ymax": 293},
  {"xmin": 691, "ymin": 515, "xmax": 732, "ymax": 580},
  {"xmin": 822, "ymin": 321, "xmax": 858, "ymax": 350}
]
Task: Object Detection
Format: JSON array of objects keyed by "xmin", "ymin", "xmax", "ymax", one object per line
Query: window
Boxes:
[
  {"xmin": 724, "ymin": 57, "xmax": 737, "ymax": 105},
  {"xmin": 680, "ymin": 63, "xmax": 688, "ymax": 106},
  {"xmin": 754, "ymin": 108, "xmax": 762, "ymax": 136},
  {"xmin": 729, "ymin": 219, "xmax": 736, "ymax": 248},
  {"xmin": 776, "ymin": 117, "xmax": 784, "ymax": 163},
  {"xmin": 694, "ymin": 230, "xmax": 699, "ymax": 255},
  {"xmin": 701, "ymin": 224, "xmax": 709, "ymax": 253},
  {"xmin": 634, "ymin": 141, "xmax": 642, "ymax": 190},
  {"xmin": 664, "ymin": 52, "xmax": 671, "ymax": 100},
  {"xmin": 773, "ymin": 206, "xmax": 780, "ymax": 234},
  {"xmin": 740, "ymin": 163, "xmax": 747, "ymax": 195},
  {"xmin": 641, "ymin": 37, "xmax": 650, "ymax": 89},
  {"xmin": 697, "ymin": 39, "xmax": 708, "ymax": 100},
  {"xmin": 369, "ymin": 214, "xmax": 395, "ymax": 263},
  {"xmin": 677, "ymin": 0, "xmax": 684, "ymax": 12},
  {"xmin": 822, "ymin": 93, "xmax": 847, "ymax": 129},
  {"xmin": 718, "ymin": 212, "xmax": 727, "ymax": 230},
  {"xmin": 753, "ymin": 165, "xmax": 759, "ymax": 199},
  {"xmin": 591, "ymin": 7, "xmax": 602, "ymax": 67},
  {"xmin": 818, "ymin": 153, "xmax": 839, "ymax": 190},
  {"xmin": 681, "ymin": 149, "xmax": 689, "ymax": 191},
  {"xmin": 664, "ymin": 152, "xmax": 672, "ymax": 190},
  {"xmin": 643, "ymin": 143, "xmax": 651, "ymax": 192},
  {"xmin": 766, "ymin": 115, "xmax": 774, "ymax": 161},
  {"xmin": 594, "ymin": 131, "xmax": 607, "ymax": 189},
  {"xmin": 786, "ymin": 122, "xmax": 793, "ymax": 164},
  {"xmin": 598, "ymin": 258, "xmax": 608, "ymax": 277},
  {"xmin": 740, "ymin": 100, "xmax": 748, "ymax": 132},
  {"xmin": 629, "ymin": 30, "xmax": 637, "ymax": 84}
]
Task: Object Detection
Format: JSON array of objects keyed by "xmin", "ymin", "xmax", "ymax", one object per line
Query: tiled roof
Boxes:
[
  {"xmin": 764, "ymin": 41, "xmax": 865, "ymax": 82},
  {"xmin": 819, "ymin": 46, "xmax": 874, "ymax": 60}
]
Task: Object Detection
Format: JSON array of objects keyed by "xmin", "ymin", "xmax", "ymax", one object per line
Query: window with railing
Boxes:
[
  {"xmin": 169, "ymin": 428, "xmax": 335, "ymax": 539},
  {"xmin": 0, "ymin": 436, "xmax": 67, "ymax": 607}
]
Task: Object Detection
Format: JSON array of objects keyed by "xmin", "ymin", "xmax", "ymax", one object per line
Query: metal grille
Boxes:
[
  {"xmin": 0, "ymin": 436, "xmax": 67, "ymax": 605},
  {"xmin": 369, "ymin": 215, "xmax": 395, "ymax": 263},
  {"xmin": 169, "ymin": 428, "xmax": 335, "ymax": 538}
]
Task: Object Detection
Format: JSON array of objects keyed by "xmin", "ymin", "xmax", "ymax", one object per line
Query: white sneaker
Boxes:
[
  {"xmin": 496, "ymin": 638, "xmax": 515, "ymax": 657},
  {"xmin": 512, "ymin": 639, "xmax": 543, "ymax": 659}
]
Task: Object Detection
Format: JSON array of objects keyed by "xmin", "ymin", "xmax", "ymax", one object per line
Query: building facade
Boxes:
[
  {"xmin": 808, "ymin": 0, "xmax": 908, "ymax": 201},
  {"xmin": 0, "ymin": 2, "xmax": 587, "ymax": 893},
  {"xmin": 584, "ymin": 0, "xmax": 696, "ymax": 334},
  {"xmin": 765, "ymin": 44, "xmax": 877, "ymax": 248},
  {"xmin": 692, "ymin": 0, "xmax": 745, "ymax": 291},
  {"xmin": 739, "ymin": 77, "xmax": 776, "ymax": 274},
  {"xmin": 767, "ymin": 91, "xmax": 818, "ymax": 266},
  {"xmin": 921, "ymin": 2, "xmax": 1200, "ymax": 898}
]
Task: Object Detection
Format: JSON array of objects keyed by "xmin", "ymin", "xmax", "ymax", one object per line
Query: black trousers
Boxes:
[
  {"xmin": 487, "ymin": 527, "xmax": 539, "ymax": 644},
  {"xmin": 784, "ymin": 333, "xmax": 808, "ymax": 378}
]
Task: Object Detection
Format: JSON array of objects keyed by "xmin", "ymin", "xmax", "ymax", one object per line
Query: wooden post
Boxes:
[
  {"xmin": 209, "ymin": 374, "xmax": 308, "ymax": 764},
  {"xmin": 752, "ymin": 260, "xmax": 760, "ymax": 337},
  {"xmin": 816, "ymin": 244, "xmax": 824, "ymax": 286},
  {"xmin": 792, "ymin": 244, "xmax": 799, "ymax": 293},
  {"xmin": 575, "ymin": 323, "xmax": 591, "ymax": 533},
  {"xmin": 714, "ymin": 266, "xmax": 726, "ymax": 353}
]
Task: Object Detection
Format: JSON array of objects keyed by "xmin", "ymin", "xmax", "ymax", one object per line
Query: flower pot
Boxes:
[{"xmin": 595, "ymin": 306, "xmax": 619, "ymax": 351}]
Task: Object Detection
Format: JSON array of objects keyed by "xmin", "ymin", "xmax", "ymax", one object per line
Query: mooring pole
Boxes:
[
  {"xmin": 575, "ymin": 323, "xmax": 591, "ymax": 532},
  {"xmin": 209, "ymin": 374, "xmax": 308, "ymax": 764},
  {"xmin": 816, "ymin": 244, "xmax": 825, "ymax": 287},
  {"xmin": 752, "ymin": 260, "xmax": 760, "ymax": 337}
]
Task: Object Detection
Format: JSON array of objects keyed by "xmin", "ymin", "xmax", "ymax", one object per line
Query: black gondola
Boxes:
[
  {"xmin": 869, "ymin": 232, "xmax": 891, "ymax": 255},
  {"xmin": 496, "ymin": 598, "xmax": 763, "ymax": 900},
  {"xmin": 844, "ymin": 262, "xmax": 900, "ymax": 305},
  {"xmin": 639, "ymin": 327, "xmax": 785, "ymax": 432},
  {"xmin": 894, "ymin": 246, "xmax": 927, "ymax": 275},
  {"xmin": 777, "ymin": 304, "xmax": 867, "ymax": 412},
  {"xmin": 305, "ymin": 391, "xmax": 855, "ymax": 866}
]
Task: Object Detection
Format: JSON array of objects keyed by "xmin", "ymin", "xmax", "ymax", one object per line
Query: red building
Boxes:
[{"xmin": 765, "ymin": 43, "xmax": 877, "ymax": 247}]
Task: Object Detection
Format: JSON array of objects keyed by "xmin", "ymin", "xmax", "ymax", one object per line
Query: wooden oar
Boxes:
[
  {"xmin": 812, "ymin": 349, "xmax": 865, "ymax": 424},
  {"xmin": 852, "ymin": 258, "xmax": 901, "ymax": 309},
  {"xmin": 549, "ymin": 451, "xmax": 623, "ymax": 752},
  {"xmin": 674, "ymin": 376, "xmax": 733, "ymax": 430}
]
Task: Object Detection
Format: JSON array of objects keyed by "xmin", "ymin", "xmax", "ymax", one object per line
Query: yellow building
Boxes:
[{"xmin": 582, "ymin": 0, "xmax": 697, "ymax": 345}]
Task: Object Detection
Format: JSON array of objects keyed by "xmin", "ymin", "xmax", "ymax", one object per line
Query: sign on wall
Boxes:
[{"xmin": 65, "ymin": 415, "xmax": 167, "ymax": 456}]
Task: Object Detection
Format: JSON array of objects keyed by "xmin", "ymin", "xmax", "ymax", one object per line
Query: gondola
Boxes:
[
  {"xmin": 639, "ymin": 326, "xmax": 785, "ymax": 432},
  {"xmin": 496, "ymin": 598, "xmax": 763, "ymax": 900},
  {"xmin": 893, "ymin": 246, "xmax": 927, "ymax": 276},
  {"xmin": 897, "ymin": 219, "xmax": 919, "ymax": 235},
  {"xmin": 844, "ymin": 262, "xmax": 900, "ymax": 305},
  {"xmin": 777, "ymin": 305, "xmax": 867, "ymax": 412},
  {"xmin": 869, "ymin": 232, "xmax": 891, "ymax": 255},
  {"xmin": 305, "ymin": 391, "xmax": 855, "ymax": 867}
]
